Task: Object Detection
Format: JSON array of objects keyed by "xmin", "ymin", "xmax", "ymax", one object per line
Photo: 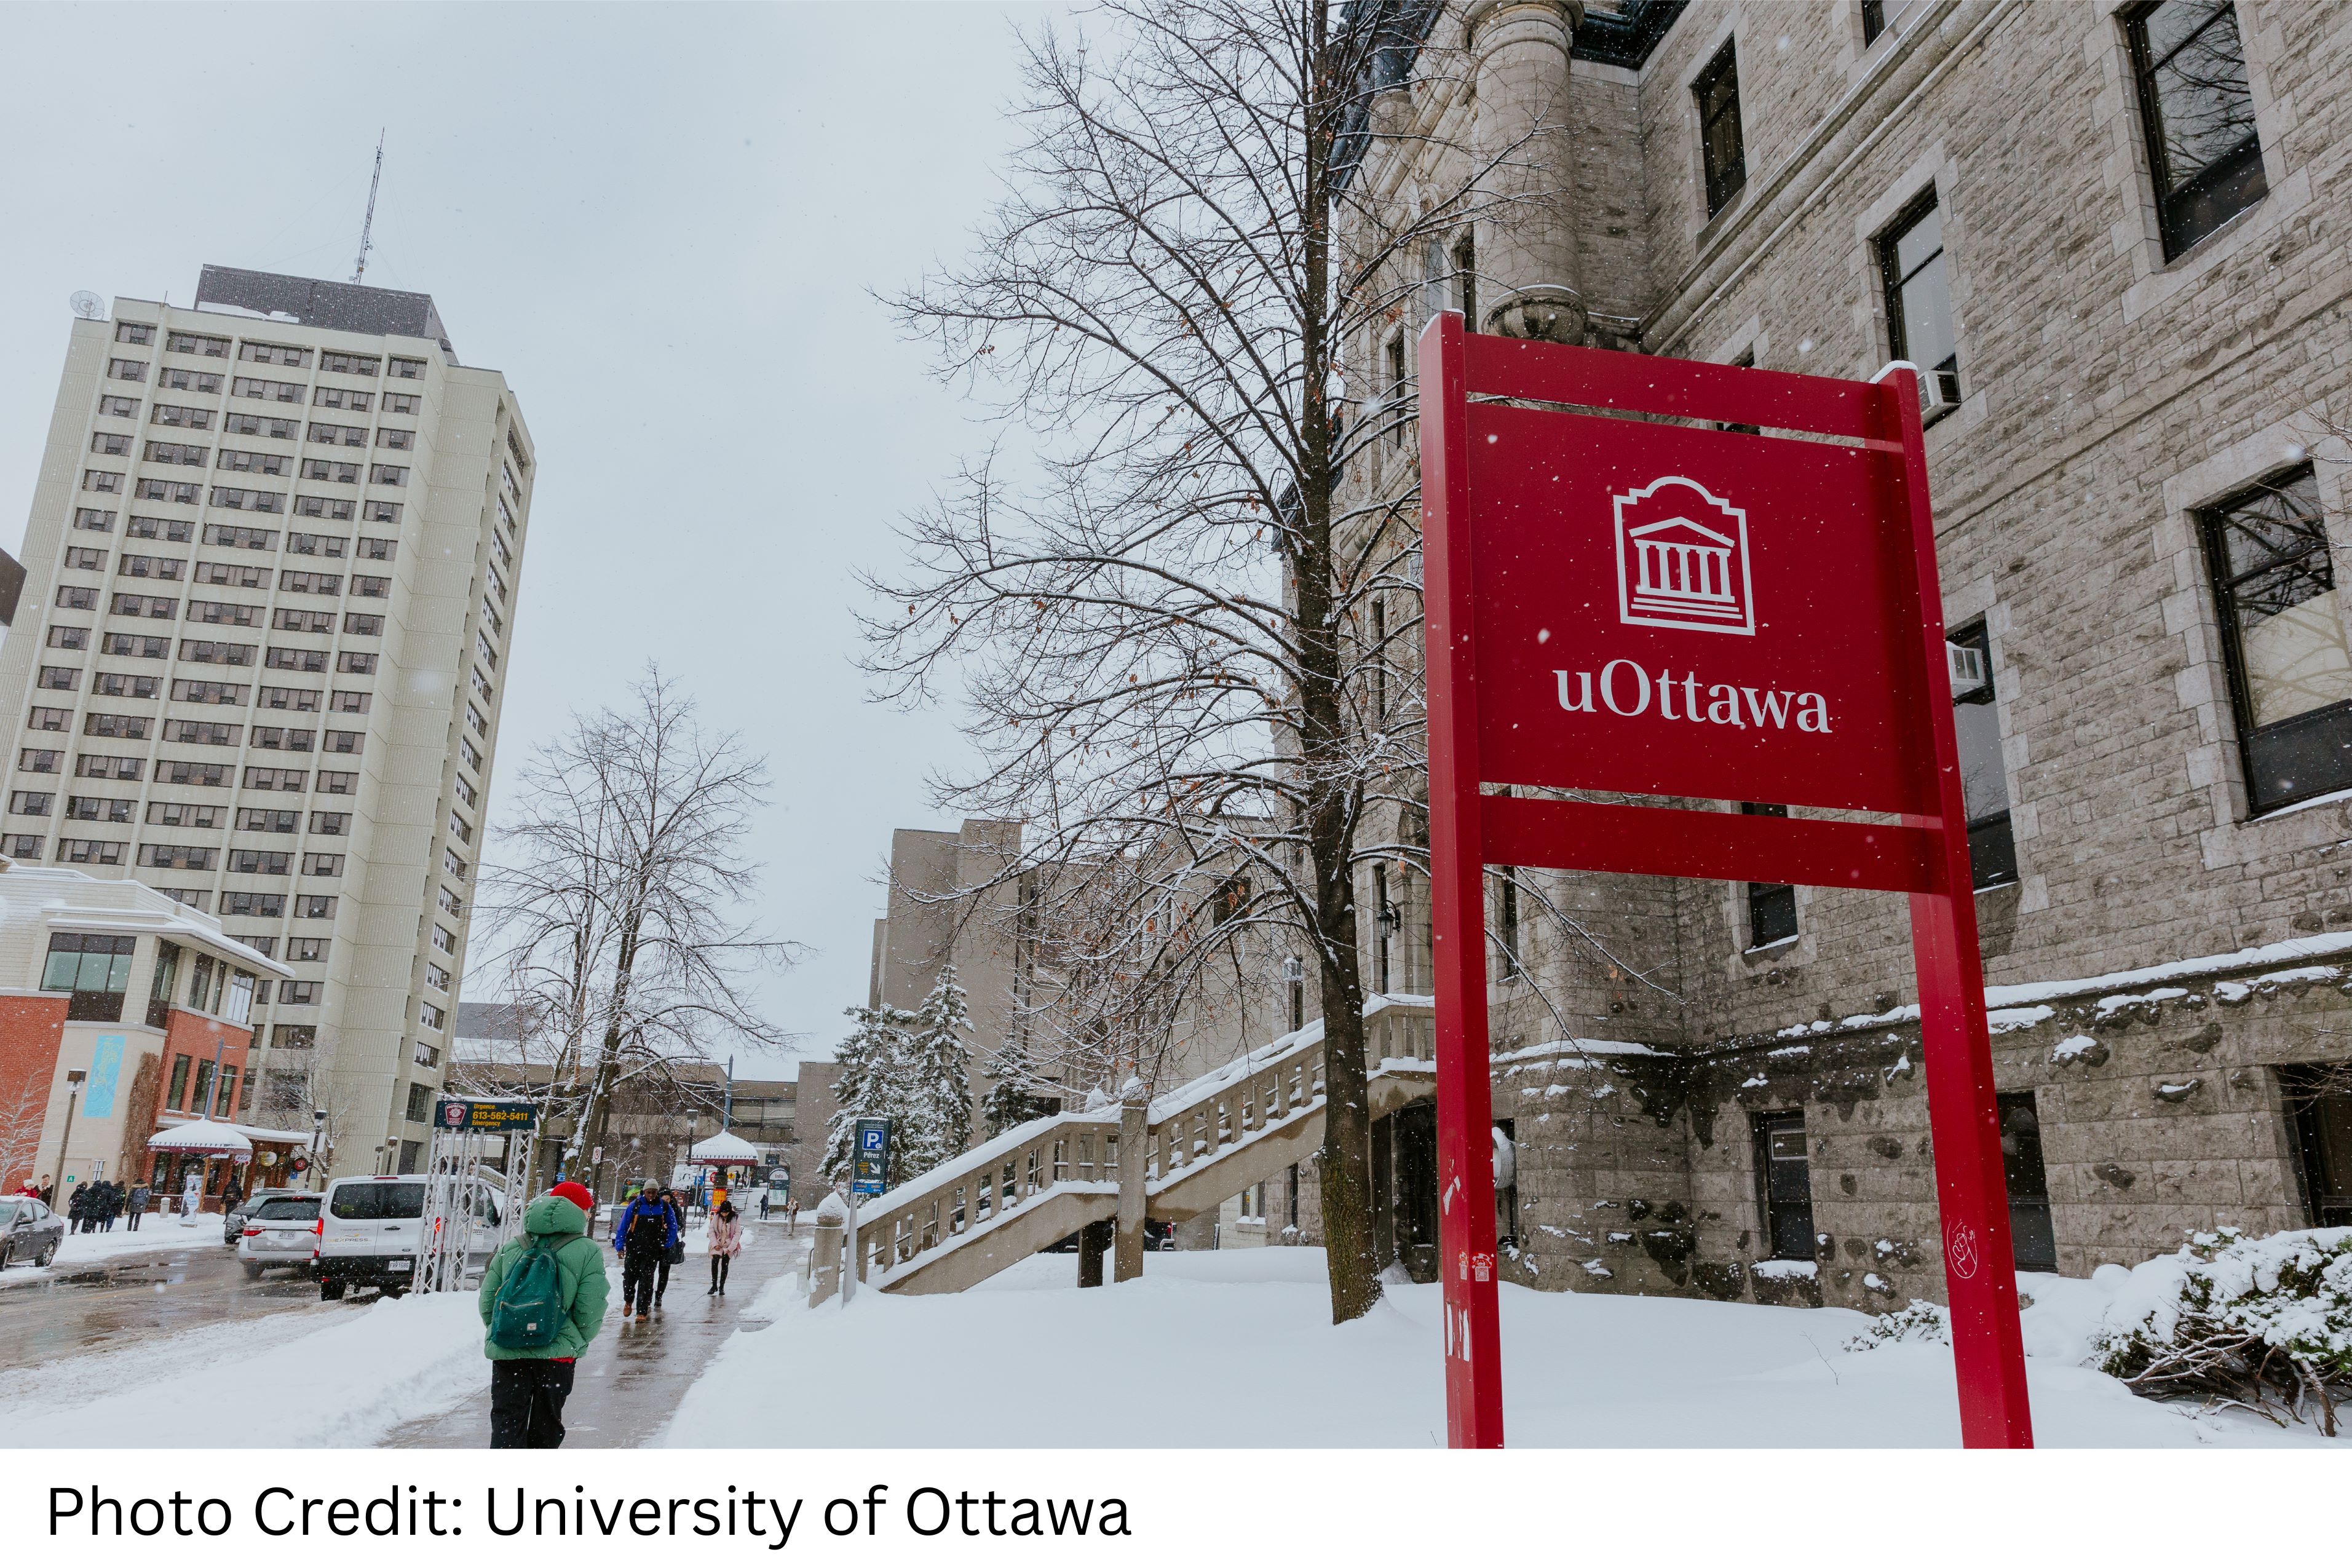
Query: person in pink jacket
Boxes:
[{"xmin": 707, "ymin": 1201, "xmax": 743, "ymax": 1297}]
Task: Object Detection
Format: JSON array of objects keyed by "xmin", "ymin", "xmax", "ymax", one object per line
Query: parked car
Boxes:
[
  {"xmin": 236, "ymin": 1192, "xmax": 323, "ymax": 1279},
  {"xmin": 315, "ymin": 1174, "xmax": 504, "ymax": 1300},
  {"xmin": 0, "ymin": 1197, "xmax": 65, "ymax": 1269},
  {"xmin": 224, "ymin": 1187, "xmax": 307, "ymax": 1246}
]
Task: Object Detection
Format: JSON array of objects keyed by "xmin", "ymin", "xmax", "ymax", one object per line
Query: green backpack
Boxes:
[{"xmin": 489, "ymin": 1236, "xmax": 568, "ymax": 1350}]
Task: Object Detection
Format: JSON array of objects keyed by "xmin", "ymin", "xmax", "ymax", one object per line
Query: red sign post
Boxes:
[{"xmin": 1418, "ymin": 311, "xmax": 2032, "ymax": 1449}]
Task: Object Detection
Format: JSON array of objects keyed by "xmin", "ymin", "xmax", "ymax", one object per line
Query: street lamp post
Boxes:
[
  {"xmin": 55, "ymin": 1071, "xmax": 87, "ymax": 1214},
  {"xmin": 309, "ymin": 1108, "xmax": 327, "ymax": 1191}
]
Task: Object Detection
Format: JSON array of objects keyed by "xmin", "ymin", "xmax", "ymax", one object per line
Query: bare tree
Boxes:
[
  {"xmin": 477, "ymin": 667, "xmax": 800, "ymax": 1200},
  {"xmin": 865, "ymin": 0, "xmax": 1538, "ymax": 1322},
  {"xmin": 0, "ymin": 1075, "xmax": 49, "ymax": 1191}
]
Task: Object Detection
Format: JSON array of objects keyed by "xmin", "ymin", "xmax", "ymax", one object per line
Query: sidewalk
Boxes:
[{"xmin": 386, "ymin": 1218, "xmax": 812, "ymax": 1448}]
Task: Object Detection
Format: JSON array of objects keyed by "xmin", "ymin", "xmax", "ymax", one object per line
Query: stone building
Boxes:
[
  {"xmin": 1305, "ymin": 0, "xmax": 2352, "ymax": 1307},
  {"xmin": 0, "ymin": 267, "xmax": 534, "ymax": 1181}
]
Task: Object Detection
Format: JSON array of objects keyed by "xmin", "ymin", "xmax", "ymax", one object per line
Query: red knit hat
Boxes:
[{"xmin": 549, "ymin": 1181, "xmax": 595, "ymax": 1214}]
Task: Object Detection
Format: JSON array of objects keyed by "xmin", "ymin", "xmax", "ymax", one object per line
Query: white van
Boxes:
[{"xmin": 314, "ymin": 1173, "xmax": 505, "ymax": 1299}]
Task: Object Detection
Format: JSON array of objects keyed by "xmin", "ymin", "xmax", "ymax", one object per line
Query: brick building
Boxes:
[
  {"xmin": 1302, "ymin": 0, "xmax": 2352, "ymax": 1307},
  {"xmin": 0, "ymin": 855, "xmax": 293, "ymax": 1210}
]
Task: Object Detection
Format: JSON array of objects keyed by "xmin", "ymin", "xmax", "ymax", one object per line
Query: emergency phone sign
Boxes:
[{"xmin": 1419, "ymin": 315, "xmax": 2031, "ymax": 1452}]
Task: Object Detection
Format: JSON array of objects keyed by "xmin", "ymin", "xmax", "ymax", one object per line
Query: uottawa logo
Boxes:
[{"xmin": 1613, "ymin": 475, "xmax": 1754, "ymax": 636}]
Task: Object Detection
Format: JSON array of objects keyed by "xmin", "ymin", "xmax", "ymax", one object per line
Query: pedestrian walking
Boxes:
[
  {"xmin": 655, "ymin": 1187, "xmax": 689, "ymax": 1305},
  {"xmin": 478, "ymin": 1180, "xmax": 608, "ymax": 1449},
  {"xmin": 125, "ymin": 1182, "xmax": 148, "ymax": 1230},
  {"xmin": 612, "ymin": 1184, "xmax": 678, "ymax": 1319},
  {"xmin": 67, "ymin": 1183, "xmax": 89, "ymax": 1233},
  {"xmin": 99, "ymin": 1181, "xmax": 121, "ymax": 1232},
  {"xmin": 758, "ymin": 1190, "xmax": 770, "ymax": 1221},
  {"xmin": 707, "ymin": 1202, "xmax": 742, "ymax": 1297},
  {"xmin": 36, "ymin": 1179, "xmax": 54, "ymax": 1206}
]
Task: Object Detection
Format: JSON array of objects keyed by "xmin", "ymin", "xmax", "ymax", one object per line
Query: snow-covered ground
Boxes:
[
  {"xmin": 665, "ymin": 1247, "xmax": 2334, "ymax": 1447},
  {"xmin": 0, "ymin": 1289, "xmax": 489, "ymax": 1446},
  {"xmin": 0, "ymin": 1215, "xmax": 233, "ymax": 1287}
]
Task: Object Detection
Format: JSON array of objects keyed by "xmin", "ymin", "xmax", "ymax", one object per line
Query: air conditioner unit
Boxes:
[{"xmin": 1947, "ymin": 639, "xmax": 1987, "ymax": 697}]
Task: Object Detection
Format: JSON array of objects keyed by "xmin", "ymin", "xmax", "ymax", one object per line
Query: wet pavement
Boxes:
[
  {"xmin": 0, "ymin": 1230, "xmax": 336, "ymax": 1372},
  {"xmin": 386, "ymin": 1219, "xmax": 812, "ymax": 1449}
]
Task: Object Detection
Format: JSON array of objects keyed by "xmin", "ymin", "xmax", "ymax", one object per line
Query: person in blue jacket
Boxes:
[{"xmin": 613, "ymin": 1183, "xmax": 679, "ymax": 1318}]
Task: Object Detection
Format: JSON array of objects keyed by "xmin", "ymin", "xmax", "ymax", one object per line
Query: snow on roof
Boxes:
[
  {"xmin": 1494, "ymin": 1037, "xmax": 1665, "ymax": 1067},
  {"xmin": 148, "ymin": 1119, "xmax": 253, "ymax": 1153},
  {"xmin": 152, "ymin": 1116, "xmax": 310, "ymax": 1146},
  {"xmin": 687, "ymin": 1131, "xmax": 762, "ymax": 1164}
]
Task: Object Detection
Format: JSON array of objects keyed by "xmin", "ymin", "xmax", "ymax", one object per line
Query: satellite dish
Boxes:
[{"xmin": 69, "ymin": 291, "xmax": 104, "ymax": 320}]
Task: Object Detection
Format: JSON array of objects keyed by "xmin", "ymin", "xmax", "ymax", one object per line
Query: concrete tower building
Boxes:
[{"xmin": 0, "ymin": 266, "xmax": 535, "ymax": 1177}]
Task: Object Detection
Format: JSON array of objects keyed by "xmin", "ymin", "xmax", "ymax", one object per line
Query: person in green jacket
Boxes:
[{"xmin": 477, "ymin": 1180, "xmax": 608, "ymax": 1448}]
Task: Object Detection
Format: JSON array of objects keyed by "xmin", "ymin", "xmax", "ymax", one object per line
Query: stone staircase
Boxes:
[{"xmin": 843, "ymin": 996, "xmax": 1438, "ymax": 1295}]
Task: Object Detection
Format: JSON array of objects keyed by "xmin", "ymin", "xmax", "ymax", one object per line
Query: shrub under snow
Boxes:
[
  {"xmin": 1843, "ymin": 1299, "xmax": 1949, "ymax": 1352},
  {"xmin": 2094, "ymin": 1227, "xmax": 2352, "ymax": 1436}
]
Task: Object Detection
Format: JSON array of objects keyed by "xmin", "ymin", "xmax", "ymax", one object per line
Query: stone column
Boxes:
[
  {"xmin": 1077, "ymin": 1218, "xmax": 1114, "ymax": 1287},
  {"xmin": 1464, "ymin": 0, "xmax": 1586, "ymax": 346},
  {"xmin": 806, "ymin": 1200, "xmax": 845, "ymax": 1309},
  {"xmin": 1113, "ymin": 1097, "xmax": 1149, "ymax": 1283}
]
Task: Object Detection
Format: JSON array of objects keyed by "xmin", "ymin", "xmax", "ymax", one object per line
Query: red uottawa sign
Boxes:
[{"xmin": 1418, "ymin": 312, "xmax": 2032, "ymax": 1449}]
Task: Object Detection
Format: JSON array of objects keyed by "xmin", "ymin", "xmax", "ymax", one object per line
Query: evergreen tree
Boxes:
[
  {"xmin": 895, "ymin": 966, "xmax": 975, "ymax": 1181},
  {"xmin": 822, "ymin": 1002, "xmax": 913, "ymax": 1183},
  {"xmin": 981, "ymin": 1031, "xmax": 1048, "ymax": 1140}
]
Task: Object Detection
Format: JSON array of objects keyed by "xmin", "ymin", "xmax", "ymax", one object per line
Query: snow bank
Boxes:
[
  {"xmin": 663, "ymin": 1249, "xmax": 2326, "ymax": 1448},
  {"xmin": 0, "ymin": 1290, "xmax": 486, "ymax": 1447},
  {"xmin": 0, "ymin": 1219, "xmax": 232, "ymax": 1286}
]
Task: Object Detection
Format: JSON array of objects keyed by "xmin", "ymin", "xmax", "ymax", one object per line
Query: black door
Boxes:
[
  {"xmin": 1750, "ymin": 1110, "xmax": 1813, "ymax": 1261},
  {"xmin": 1998, "ymin": 1091, "xmax": 2057, "ymax": 1272},
  {"xmin": 1393, "ymin": 1102, "xmax": 1439, "ymax": 1283},
  {"xmin": 2284, "ymin": 1066, "xmax": 2352, "ymax": 1227}
]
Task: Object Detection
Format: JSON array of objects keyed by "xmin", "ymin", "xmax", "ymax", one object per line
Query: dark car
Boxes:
[
  {"xmin": 0, "ymin": 1196, "xmax": 65, "ymax": 1269},
  {"xmin": 224, "ymin": 1187, "xmax": 306, "ymax": 1246}
]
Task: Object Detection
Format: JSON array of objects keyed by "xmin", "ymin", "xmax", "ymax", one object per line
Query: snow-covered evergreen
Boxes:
[
  {"xmin": 822, "ymin": 1001, "xmax": 914, "ymax": 1183},
  {"xmin": 895, "ymin": 966, "xmax": 975, "ymax": 1181}
]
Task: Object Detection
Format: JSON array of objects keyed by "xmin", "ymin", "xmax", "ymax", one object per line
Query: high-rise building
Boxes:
[{"xmin": 0, "ymin": 266, "xmax": 535, "ymax": 1178}]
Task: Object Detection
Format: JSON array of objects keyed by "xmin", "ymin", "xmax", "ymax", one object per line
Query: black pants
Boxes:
[
  {"xmin": 489, "ymin": 1358, "xmax": 576, "ymax": 1448},
  {"xmin": 623, "ymin": 1253, "xmax": 660, "ymax": 1313},
  {"xmin": 655, "ymin": 1255, "xmax": 671, "ymax": 1301},
  {"xmin": 125, "ymin": 1208, "xmax": 141, "ymax": 1230},
  {"xmin": 710, "ymin": 1254, "xmax": 731, "ymax": 1293}
]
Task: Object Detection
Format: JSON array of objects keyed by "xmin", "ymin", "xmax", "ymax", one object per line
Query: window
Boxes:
[
  {"xmin": 280, "ymin": 570, "xmax": 342, "ymax": 595},
  {"xmin": 65, "ymin": 547, "xmax": 106, "ymax": 571},
  {"xmin": 84, "ymin": 713, "xmax": 149, "ymax": 739},
  {"xmin": 245, "ymin": 767, "xmax": 307, "ymax": 791},
  {"xmin": 1879, "ymin": 192, "xmax": 1960, "ymax": 410},
  {"xmin": 273, "ymin": 608, "xmax": 335, "ymax": 633},
  {"xmin": 252, "ymin": 727, "xmax": 315, "ymax": 753},
  {"xmin": 311, "ymin": 811, "xmax": 350, "ymax": 836},
  {"xmin": 140, "ymin": 843, "xmax": 217, "ymax": 871},
  {"xmin": 9, "ymin": 791, "xmax": 53, "ymax": 816},
  {"xmin": 1741, "ymin": 802, "xmax": 1799, "ymax": 947},
  {"xmin": 114, "ymin": 321, "xmax": 153, "ymax": 345},
  {"xmin": 2199, "ymin": 469, "xmax": 2352, "ymax": 814},
  {"xmin": 104, "ymin": 633, "xmax": 169, "ymax": 658},
  {"xmin": 1452, "ymin": 230, "xmax": 1477, "ymax": 330},
  {"xmin": 91, "ymin": 674, "xmax": 158, "ymax": 699},
  {"xmin": 191, "ymin": 600, "xmax": 263, "ymax": 627},
  {"xmin": 107, "ymin": 358, "xmax": 148, "ymax": 383},
  {"xmin": 364, "ymin": 500, "xmax": 402, "ymax": 524},
  {"xmin": 301, "ymin": 459, "xmax": 360, "ymax": 484},
  {"xmin": 224, "ymin": 413, "xmax": 299, "ymax": 440},
  {"xmin": 170, "ymin": 678, "xmax": 246, "ymax": 705},
  {"xmin": 279, "ymin": 980, "xmax": 319, "ymax": 1007},
  {"xmin": 351, "ymin": 574, "xmax": 390, "ymax": 600},
  {"xmin": 378, "ymin": 427, "xmax": 414, "ymax": 451},
  {"xmin": 358, "ymin": 536, "xmax": 395, "ymax": 561},
  {"xmin": 1494, "ymin": 866, "xmax": 1519, "ymax": 976},
  {"xmin": 237, "ymin": 807, "xmax": 300, "ymax": 833},
  {"xmin": 389, "ymin": 357, "xmax": 426, "ymax": 381},
  {"xmin": 57, "ymin": 585, "xmax": 98, "ymax": 611},
  {"xmin": 44, "ymin": 933, "xmax": 137, "ymax": 1023},
  {"xmin": 1749, "ymin": 1109, "xmax": 1813, "ymax": 1261},
  {"xmin": 38, "ymin": 667, "xmax": 81, "ymax": 692},
  {"xmin": 85, "ymin": 469, "xmax": 124, "ymax": 494},
  {"xmin": 57, "ymin": 837, "xmax": 126, "ymax": 865},
  {"xmin": 19, "ymin": 750, "xmax": 63, "ymax": 774},
  {"xmin": 117, "ymin": 552, "xmax": 185, "ymax": 582},
  {"xmin": 74, "ymin": 508, "xmax": 116, "ymax": 534},
  {"xmin": 28, "ymin": 707, "xmax": 71, "ymax": 731},
  {"xmin": 287, "ymin": 533, "xmax": 347, "ymax": 557},
  {"xmin": 266, "ymin": 647, "xmax": 328, "ymax": 672},
  {"xmin": 1948, "ymin": 622, "xmax": 2017, "ymax": 887},
  {"xmin": 329, "ymin": 690, "xmax": 371, "ymax": 714},
  {"xmin": 92, "ymin": 431, "xmax": 132, "ymax": 456},
  {"xmin": 227, "ymin": 848, "xmax": 291, "ymax": 875},
  {"xmin": 149, "ymin": 403, "xmax": 210, "ymax": 429},
  {"xmin": 303, "ymin": 852, "xmax": 344, "ymax": 876},
  {"xmin": 166, "ymin": 331, "xmax": 229, "ymax": 358},
  {"xmin": 232, "ymin": 376, "xmax": 303, "ymax": 403},
  {"xmin": 444, "ymin": 849, "xmax": 469, "ymax": 881},
  {"xmin": 368, "ymin": 464, "xmax": 408, "ymax": 487},
  {"xmin": 74, "ymin": 755, "xmax": 141, "ymax": 780},
  {"xmin": 1998, "ymin": 1091, "xmax": 2057, "ymax": 1271},
  {"xmin": 314, "ymin": 386, "xmax": 373, "ymax": 411},
  {"xmin": 419, "ymin": 1000, "xmax": 446, "ymax": 1032},
  {"xmin": 1385, "ymin": 335, "xmax": 1408, "ymax": 449},
  {"xmin": 193, "ymin": 562, "xmax": 270, "ymax": 589},
  {"xmin": 221, "ymin": 892, "xmax": 286, "ymax": 917},
  {"xmin": 2126, "ymin": 1, "xmax": 2265, "ymax": 259},
  {"xmin": 324, "ymin": 730, "xmax": 363, "ymax": 755},
  {"xmin": 387, "ymin": 392, "xmax": 420, "ymax": 416},
  {"xmin": 47, "ymin": 626, "xmax": 89, "ymax": 651},
  {"xmin": 426, "ymin": 964, "xmax": 451, "ymax": 993},
  {"xmin": 112, "ymin": 592, "xmax": 178, "ymax": 619},
  {"xmin": 318, "ymin": 351, "xmax": 379, "ymax": 376},
  {"xmin": 295, "ymin": 496, "xmax": 356, "ymax": 521},
  {"xmin": 178, "ymin": 639, "xmax": 255, "ymax": 666},
  {"xmin": 127, "ymin": 515, "xmax": 193, "ymax": 541},
  {"xmin": 156, "ymin": 761, "xmax": 229, "ymax": 786},
  {"xmin": 430, "ymin": 926, "xmax": 456, "ymax": 956},
  {"xmin": 258, "ymin": 686, "xmax": 321, "ymax": 712},
  {"xmin": 437, "ymin": 885, "xmax": 463, "ymax": 917},
  {"xmin": 146, "ymin": 801, "xmax": 221, "ymax": 828},
  {"xmin": 2281, "ymin": 1065, "xmax": 2352, "ymax": 1228},
  {"xmin": 344, "ymin": 614, "xmax": 383, "ymax": 636},
  {"xmin": 1695, "ymin": 39, "xmax": 1746, "ymax": 218},
  {"xmin": 237, "ymin": 341, "xmax": 309, "ymax": 368},
  {"xmin": 274, "ymin": 1024, "xmax": 316, "ymax": 1050},
  {"xmin": 316, "ymin": 770, "xmax": 357, "ymax": 794},
  {"xmin": 143, "ymin": 440, "xmax": 204, "ymax": 465},
  {"xmin": 208, "ymin": 486, "xmax": 285, "ymax": 513},
  {"xmin": 2, "ymin": 834, "xmax": 42, "ymax": 858},
  {"xmin": 454, "ymin": 775, "xmax": 478, "ymax": 809},
  {"xmin": 157, "ymin": 368, "xmax": 223, "ymax": 394},
  {"xmin": 203, "ymin": 523, "xmax": 278, "ymax": 550},
  {"xmin": 459, "ymin": 737, "xmax": 482, "ymax": 771},
  {"xmin": 289, "ymin": 937, "xmax": 328, "ymax": 962},
  {"xmin": 295, "ymin": 894, "xmax": 336, "ymax": 919}
]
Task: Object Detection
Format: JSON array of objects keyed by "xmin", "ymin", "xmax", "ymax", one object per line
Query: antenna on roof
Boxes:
[{"xmin": 350, "ymin": 130, "xmax": 385, "ymax": 285}]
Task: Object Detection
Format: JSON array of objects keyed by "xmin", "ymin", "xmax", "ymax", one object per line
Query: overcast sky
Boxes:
[{"xmin": 0, "ymin": 1, "xmax": 1055, "ymax": 1075}]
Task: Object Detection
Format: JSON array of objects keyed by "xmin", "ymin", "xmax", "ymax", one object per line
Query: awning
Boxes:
[
  {"xmin": 686, "ymin": 1130, "xmax": 761, "ymax": 1165},
  {"xmin": 152, "ymin": 1117, "xmax": 312, "ymax": 1145},
  {"xmin": 147, "ymin": 1120, "xmax": 253, "ymax": 1155}
]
